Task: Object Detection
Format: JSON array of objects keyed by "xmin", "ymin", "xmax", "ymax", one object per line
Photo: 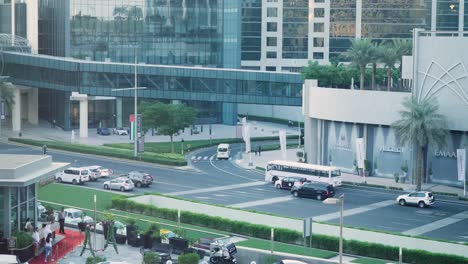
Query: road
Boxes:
[{"xmin": 2, "ymin": 142, "xmax": 468, "ymax": 243}]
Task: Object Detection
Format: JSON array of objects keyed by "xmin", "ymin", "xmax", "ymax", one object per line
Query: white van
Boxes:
[
  {"xmin": 216, "ymin": 144, "xmax": 231, "ymax": 160},
  {"xmin": 55, "ymin": 167, "xmax": 90, "ymax": 184}
]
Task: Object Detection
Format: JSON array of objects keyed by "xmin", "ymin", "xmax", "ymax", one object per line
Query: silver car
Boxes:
[{"xmin": 103, "ymin": 177, "xmax": 134, "ymax": 192}]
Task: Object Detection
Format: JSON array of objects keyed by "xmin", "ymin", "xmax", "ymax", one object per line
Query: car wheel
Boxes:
[
  {"xmin": 418, "ymin": 201, "xmax": 426, "ymax": 208},
  {"xmin": 316, "ymin": 194, "xmax": 323, "ymax": 200},
  {"xmin": 57, "ymin": 177, "xmax": 62, "ymax": 183},
  {"xmin": 104, "ymin": 184, "xmax": 109, "ymax": 190},
  {"xmin": 120, "ymin": 187, "xmax": 125, "ymax": 192},
  {"xmin": 72, "ymin": 179, "xmax": 77, "ymax": 185},
  {"xmin": 272, "ymin": 176, "xmax": 279, "ymax": 183},
  {"xmin": 275, "ymin": 184, "xmax": 281, "ymax": 189},
  {"xmin": 135, "ymin": 181, "xmax": 141, "ymax": 188},
  {"xmin": 292, "ymin": 191, "xmax": 298, "ymax": 197},
  {"xmin": 399, "ymin": 199, "xmax": 406, "ymax": 206}
]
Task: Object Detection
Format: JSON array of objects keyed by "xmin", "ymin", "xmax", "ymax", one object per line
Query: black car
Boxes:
[
  {"xmin": 97, "ymin": 127, "xmax": 111, "ymax": 135},
  {"xmin": 290, "ymin": 182, "xmax": 335, "ymax": 200},
  {"xmin": 275, "ymin": 177, "xmax": 309, "ymax": 189}
]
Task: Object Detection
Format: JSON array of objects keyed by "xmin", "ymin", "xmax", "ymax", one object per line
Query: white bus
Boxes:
[{"xmin": 265, "ymin": 160, "xmax": 342, "ymax": 187}]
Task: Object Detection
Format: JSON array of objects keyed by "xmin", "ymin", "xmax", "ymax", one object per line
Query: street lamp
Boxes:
[
  {"xmin": 111, "ymin": 48, "xmax": 146, "ymax": 158},
  {"xmin": 323, "ymin": 194, "xmax": 344, "ymax": 264}
]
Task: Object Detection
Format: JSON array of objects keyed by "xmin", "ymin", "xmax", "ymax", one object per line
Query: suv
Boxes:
[
  {"xmin": 55, "ymin": 167, "xmax": 90, "ymax": 184},
  {"xmin": 84, "ymin": 165, "xmax": 113, "ymax": 180},
  {"xmin": 291, "ymin": 182, "xmax": 335, "ymax": 200},
  {"xmin": 124, "ymin": 171, "xmax": 154, "ymax": 187},
  {"xmin": 396, "ymin": 191, "xmax": 435, "ymax": 208},
  {"xmin": 275, "ymin": 177, "xmax": 308, "ymax": 190}
]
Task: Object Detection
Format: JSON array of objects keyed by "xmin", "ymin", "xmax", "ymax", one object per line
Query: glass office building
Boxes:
[{"xmin": 39, "ymin": 0, "xmax": 228, "ymax": 67}]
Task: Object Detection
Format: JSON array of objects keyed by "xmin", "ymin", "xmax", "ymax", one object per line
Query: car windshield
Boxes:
[
  {"xmin": 71, "ymin": 211, "xmax": 81, "ymax": 218},
  {"xmin": 81, "ymin": 170, "xmax": 88, "ymax": 175},
  {"xmin": 125, "ymin": 180, "xmax": 132, "ymax": 184},
  {"xmin": 218, "ymin": 148, "xmax": 228, "ymax": 152}
]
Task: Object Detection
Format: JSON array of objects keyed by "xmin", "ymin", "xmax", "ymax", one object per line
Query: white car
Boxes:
[
  {"xmin": 55, "ymin": 208, "xmax": 93, "ymax": 227},
  {"xmin": 103, "ymin": 177, "xmax": 134, "ymax": 192},
  {"xmin": 55, "ymin": 167, "xmax": 90, "ymax": 184},
  {"xmin": 113, "ymin": 127, "xmax": 128, "ymax": 135},
  {"xmin": 84, "ymin": 165, "xmax": 113, "ymax": 180},
  {"xmin": 396, "ymin": 191, "xmax": 435, "ymax": 208}
]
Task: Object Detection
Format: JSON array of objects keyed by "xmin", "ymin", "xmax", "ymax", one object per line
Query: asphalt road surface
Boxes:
[{"xmin": 2, "ymin": 142, "xmax": 467, "ymax": 243}]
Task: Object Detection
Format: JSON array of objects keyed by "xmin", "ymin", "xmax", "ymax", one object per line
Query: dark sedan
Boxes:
[
  {"xmin": 291, "ymin": 182, "xmax": 335, "ymax": 200},
  {"xmin": 97, "ymin": 127, "xmax": 111, "ymax": 135}
]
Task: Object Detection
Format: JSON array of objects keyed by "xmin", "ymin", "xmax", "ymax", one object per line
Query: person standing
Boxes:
[
  {"xmin": 258, "ymin": 145, "xmax": 262, "ymax": 156},
  {"xmin": 58, "ymin": 207, "xmax": 66, "ymax": 234},
  {"xmin": 32, "ymin": 227, "xmax": 40, "ymax": 256},
  {"xmin": 44, "ymin": 233, "xmax": 54, "ymax": 262},
  {"xmin": 52, "ymin": 119, "xmax": 56, "ymax": 128},
  {"xmin": 24, "ymin": 218, "xmax": 33, "ymax": 232}
]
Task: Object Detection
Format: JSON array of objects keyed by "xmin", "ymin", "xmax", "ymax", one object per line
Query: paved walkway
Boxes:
[{"xmin": 235, "ymin": 147, "xmax": 467, "ymax": 197}]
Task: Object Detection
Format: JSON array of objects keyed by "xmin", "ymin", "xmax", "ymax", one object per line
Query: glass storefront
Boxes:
[{"xmin": 8, "ymin": 186, "xmax": 37, "ymax": 236}]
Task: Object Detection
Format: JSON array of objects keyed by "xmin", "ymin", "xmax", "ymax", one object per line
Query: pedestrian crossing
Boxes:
[{"xmin": 190, "ymin": 155, "xmax": 232, "ymax": 161}]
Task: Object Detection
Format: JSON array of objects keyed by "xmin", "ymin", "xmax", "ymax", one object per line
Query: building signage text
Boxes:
[{"xmin": 435, "ymin": 150, "xmax": 457, "ymax": 159}]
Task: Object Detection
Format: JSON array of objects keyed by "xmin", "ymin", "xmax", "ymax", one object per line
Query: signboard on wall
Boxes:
[
  {"xmin": 356, "ymin": 138, "xmax": 365, "ymax": 169},
  {"xmin": 457, "ymin": 149, "xmax": 466, "ymax": 181}
]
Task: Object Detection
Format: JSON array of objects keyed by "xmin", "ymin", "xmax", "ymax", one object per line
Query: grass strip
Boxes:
[
  {"xmin": 351, "ymin": 257, "xmax": 395, "ymax": 264},
  {"xmin": 237, "ymin": 238, "xmax": 337, "ymax": 259}
]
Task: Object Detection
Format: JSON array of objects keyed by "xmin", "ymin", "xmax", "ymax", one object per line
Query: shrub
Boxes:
[
  {"xmin": 177, "ymin": 253, "xmax": 199, "ymax": 264},
  {"xmin": 86, "ymin": 256, "xmax": 106, "ymax": 264},
  {"xmin": 142, "ymin": 252, "xmax": 160, "ymax": 264},
  {"xmin": 14, "ymin": 231, "xmax": 32, "ymax": 249}
]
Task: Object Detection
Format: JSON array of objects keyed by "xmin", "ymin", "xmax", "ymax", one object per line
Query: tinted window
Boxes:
[
  {"xmin": 81, "ymin": 170, "xmax": 88, "ymax": 175},
  {"xmin": 417, "ymin": 193, "xmax": 425, "ymax": 197}
]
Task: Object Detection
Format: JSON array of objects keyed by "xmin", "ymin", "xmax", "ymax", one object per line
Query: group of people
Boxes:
[{"xmin": 24, "ymin": 207, "xmax": 66, "ymax": 263}]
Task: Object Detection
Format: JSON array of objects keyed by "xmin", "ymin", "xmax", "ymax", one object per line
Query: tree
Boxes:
[
  {"xmin": 369, "ymin": 42, "xmax": 381, "ymax": 90},
  {"xmin": 392, "ymin": 38, "xmax": 412, "ymax": 84},
  {"xmin": 140, "ymin": 102, "xmax": 197, "ymax": 153},
  {"xmin": 380, "ymin": 44, "xmax": 399, "ymax": 91},
  {"xmin": 113, "ymin": 6, "xmax": 128, "ymax": 21},
  {"xmin": 392, "ymin": 97, "xmax": 448, "ymax": 191},
  {"xmin": 343, "ymin": 38, "xmax": 373, "ymax": 90},
  {"xmin": 0, "ymin": 80, "xmax": 15, "ymax": 112}
]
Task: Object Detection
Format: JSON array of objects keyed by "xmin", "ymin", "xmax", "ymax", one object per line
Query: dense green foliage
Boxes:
[
  {"xmin": 142, "ymin": 252, "xmax": 160, "ymax": 264},
  {"xmin": 0, "ymin": 80, "xmax": 15, "ymax": 111},
  {"xmin": 13, "ymin": 231, "xmax": 32, "ymax": 249},
  {"xmin": 177, "ymin": 253, "xmax": 199, "ymax": 264},
  {"xmin": 86, "ymin": 256, "xmax": 106, "ymax": 264},
  {"xmin": 9, "ymin": 138, "xmax": 187, "ymax": 166}
]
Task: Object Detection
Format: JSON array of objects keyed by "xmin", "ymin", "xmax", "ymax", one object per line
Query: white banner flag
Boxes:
[
  {"xmin": 457, "ymin": 149, "xmax": 466, "ymax": 181},
  {"xmin": 279, "ymin": 130, "xmax": 287, "ymax": 160},
  {"xmin": 241, "ymin": 117, "xmax": 247, "ymax": 141},
  {"xmin": 244, "ymin": 125, "xmax": 251, "ymax": 154},
  {"xmin": 356, "ymin": 138, "xmax": 365, "ymax": 169}
]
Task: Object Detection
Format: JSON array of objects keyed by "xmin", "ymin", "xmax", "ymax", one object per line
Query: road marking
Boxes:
[
  {"xmin": 402, "ymin": 211, "xmax": 468, "ymax": 236},
  {"xmin": 191, "ymin": 156, "xmax": 196, "ymax": 160},
  {"xmin": 197, "ymin": 156, "xmax": 202, "ymax": 160},
  {"xmin": 213, "ymin": 194, "xmax": 230, "ymax": 197},
  {"xmin": 253, "ymin": 188, "xmax": 265, "ymax": 191},
  {"xmin": 228, "ymin": 157, "xmax": 232, "ymax": 161},
  {"xmin": 209, "ymin": 158, "xmax": 259, "ymax": 181},
  {"xmin": 235, "ymin": 191, "xmax": 248, "ymax": 194},
  {"xmin": 203, "ymin": 156, "xmax": 208, "ymax": 160},
  {"xmin": 194, "ymin": 197, "xmax": 211, "ymax": 199},
  {"xmin": 229, "ymin": 196, "xmax": 294, "ymax": 208},
  {"xmin": 210, "ymin": 155, "xmax": 215, "ymax": 161},
  {"xmin": 313, "ymin": 200, "xmax": 395, "ymax": 222},
  {"xmin": 164, "ymin": 181, "xmax": 266, "ymax": 196}
]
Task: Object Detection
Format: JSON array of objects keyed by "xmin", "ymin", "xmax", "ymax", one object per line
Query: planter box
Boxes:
[
  {"xmin": 115, "ymin": 234, "xmax": 126, "ymax": 244},
  {"xmin": 169, "ymin": 237, "xmax": 189, "ymax": 254},
  {"xmin": 13, "ymin": 244, "xmax": 34, "ymax": 263}
]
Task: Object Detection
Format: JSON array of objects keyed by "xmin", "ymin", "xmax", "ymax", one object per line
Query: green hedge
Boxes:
[
  {"xmin": 9, "ymin": 138, "xmax": 187, "ymax": 166},
  {"xmin": 112, "ymin": 196, "xmax": 468, "ymax": 264},
  {"xmin": 177, "ymin": 253, "xmax": 199, "ymax": 264}
]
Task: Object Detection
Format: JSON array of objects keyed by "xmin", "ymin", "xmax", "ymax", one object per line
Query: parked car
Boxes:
[
  {"xmin": 275, "ymin": 177, "xmax": 308, "ymax": 189},
  {"xmin": 396, "ymin": 191, "xmax": 435, "ymax": 208},
  {"xmin": 103, "ymin": 177, "xmax": 134, "ymax": 192},
  {"xmin": 55, "ymin": 167, "xmax": 90, "ymax": 184},
  {"xmin": 97, "ymin": 127, "xmax": 111, "ymax": 135},
  {"xmin": 54, "ymin": 208, "xmax": 93, "ymax": 227},
  {"xmin": 123, "ymin": 171, "xmax": 154, "ymax": 187},
  {"xmin": 113, "ymin": 127, "xmax": 128, "ymax": 135},
  {"xmin": 290, "ymin": 182, "xmax": 335, "ymax": 200},
  {"xmin": 84, "ymin": 165, "xmax": 113, "ymax": 180}
]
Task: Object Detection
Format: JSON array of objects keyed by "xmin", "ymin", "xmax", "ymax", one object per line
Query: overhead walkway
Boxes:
[{"xmin": 2, "ymin": 51, "xmax": 303, "ymax": 106}]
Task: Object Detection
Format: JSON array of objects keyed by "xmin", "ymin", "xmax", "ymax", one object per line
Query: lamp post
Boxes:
[
  {"xmin": 111, "ymin": 48, "xmax": 145, "ymax": 158},
  {"xmin": 323, "ymin": 194, "xmax": 344, "ymax": 264}
]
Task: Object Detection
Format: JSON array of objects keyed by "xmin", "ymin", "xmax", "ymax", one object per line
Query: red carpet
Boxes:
[{"xmin": 29, "ymin": 229, "xmax": 85, "ymax": 264}]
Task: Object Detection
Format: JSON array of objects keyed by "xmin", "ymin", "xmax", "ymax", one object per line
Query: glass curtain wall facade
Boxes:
[
  {"xmin": 39, "ymin": 0, "xmax": 226, "ymax": 67},
  {"xmin": 282, "ymin": 0, "xmax": 308, "ymax": 59},
  {"xmin": 241, "ymin": 0, "xmax": 261, "ymax": 61},
  {"xmin": 436, "ymin": 0, "xmax": 461, "ymax": 31},
  {"xmin": 330, "ymin": 0, "xmax": 429, "ymax": 60},
  {"xmin": 0, "ymin": 1, "xmax": 27, "ymax": 37}
]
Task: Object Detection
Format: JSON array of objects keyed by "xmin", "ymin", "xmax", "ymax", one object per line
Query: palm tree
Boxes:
[
  {"xmin": 380, "ymin": 44, "xmax": 399, "ymax": 91},
  {"xmin": 0, "ymin": 80, "xmax": 15, "ymax": 112},
  {"xmin": 392, "ymin": 97, "xmax": 448, "ymax": 191},
  {"xmin": 369, "ymin": 42, "xmax": 381, "ymax": 90},
  {"xmin": 343, "ymin": 38, "xmax": 373, "ymax": 90}
]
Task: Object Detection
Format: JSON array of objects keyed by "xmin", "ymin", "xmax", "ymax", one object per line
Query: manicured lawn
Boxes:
[
  {"xmin": 39, "ymin": 183, "xmax": 120, "ymax": 211},
  {"xmin": 236, "ymin": 238, "xmax": 337, "ymax": 259},
  {"xmin": 351, "ymin": 257, "xmax": 395, "ymax": 264}
]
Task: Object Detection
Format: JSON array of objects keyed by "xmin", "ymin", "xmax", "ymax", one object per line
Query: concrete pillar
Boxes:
[
  {"xmin": 79, "ymin": 98, "xmax": 88, "ymax": 138},
  {"xmin": 12, "ymin": 88, "xmax": 21, "ymax": 132},
  {"xmin": 28, "ymin": 88, "xmax": 39, "ymax": 125},
  {"xmin": 222, "ymin": 102, "xmax": 238, "ymax": 125},
  {"xmin": 116, "ymin": 98, "xmax": 123, "ymax": 127}
]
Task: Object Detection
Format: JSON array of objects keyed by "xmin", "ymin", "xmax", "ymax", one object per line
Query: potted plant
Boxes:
[
  {"xmin": 177, "ymin": 253, "xmax": 199, "ymax": 264},
  {"xmin": 400, "ymin": 162, "xmax": 409, "ymax": 183},
  {"xmin": 143, "ymin": 223, "xmax": 161, "ymax": 249},
  {"xmin": 143, "ymin": 251, "xmax": 160, "ymax": 264},
  {"xmin": 296, "ymin": 151, "xmax": 304, "ymax": 162},
  {"xmin": 12, "ymin": 231, "xmax": 33, "ymax": 262},
  {"xmin": 169, "ymin": 228, "xmax": 189, "ymax": 254},
  {"xmin": 364, "ymin": 160, "xmax": 372, "ymax": 176},
  {"xmin": 125, "ymin": 218, "xmax": 138, "ymax": 246}
]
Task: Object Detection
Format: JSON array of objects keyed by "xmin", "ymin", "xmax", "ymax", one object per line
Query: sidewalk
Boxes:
[{"xmin": 235, "ymin": 147, "xmax": 467, "ymax": 198}]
